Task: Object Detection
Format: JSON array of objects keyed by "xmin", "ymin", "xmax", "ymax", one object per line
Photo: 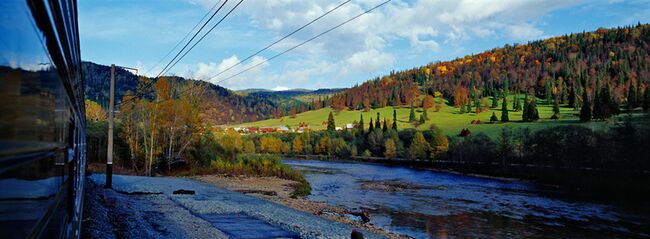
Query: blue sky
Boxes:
[{"xmin": 78, "ymin": 0, "xmax": 650, "ymax": 90}]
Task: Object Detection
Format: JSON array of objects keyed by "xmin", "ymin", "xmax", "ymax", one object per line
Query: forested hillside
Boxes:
[
  {"xmin": 82, "ymin": 61, "xmax": 307, "ymax": 124},
  {"xmin": 329, "ymin": 24, "xmax": 650, "ymax": 118}
]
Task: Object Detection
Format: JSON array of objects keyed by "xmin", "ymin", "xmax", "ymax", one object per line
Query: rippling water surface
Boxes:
[{"xmin": 284, "ymin": 159, "xmax": 650, "ymax": 238}]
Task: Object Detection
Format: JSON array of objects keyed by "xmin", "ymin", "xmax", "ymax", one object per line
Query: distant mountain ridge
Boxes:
[{"xmin": 82, "ymin": 61, "xmax": 307, "ymax": 124}]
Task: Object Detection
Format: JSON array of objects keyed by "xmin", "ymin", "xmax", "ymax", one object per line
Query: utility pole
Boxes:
[
  {"xmin": 106, "ymin": 64, "xmax": 115, "ymax": 188},
  {"xmin": 106, "ymin": 64, "xmax": 138, "ymax": 189}
]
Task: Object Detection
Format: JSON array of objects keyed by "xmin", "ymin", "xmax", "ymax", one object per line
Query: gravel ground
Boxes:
[{"xmin": 86, "ymin": 174, "xmax": 385, "ymax": 239}]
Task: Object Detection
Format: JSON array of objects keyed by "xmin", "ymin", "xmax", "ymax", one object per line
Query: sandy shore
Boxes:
[{"xmin": 194, "ymin": 174, "xmax": 411, "ymax": 239}]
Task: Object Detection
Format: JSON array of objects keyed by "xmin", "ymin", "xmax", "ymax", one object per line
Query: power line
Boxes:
[
  {"xmin": 213, "ymin": 0, "xmax": 391, "ymax": 85},
  {"xmin": 153, "ymin": 0, "xmax": 390, "ymax": 106},
  {"xmin": 159, "ymin": 0, "xmax": 244, "ymax": 78},
  {"xmin": 155, "ymin": 0, "xmax": 230, "ymax": 78},
  {"xmin": 206, "ymin": 0, "xmax": 352, "ymax": 81},
  {"xmin": 118, "ymin": 0, "xmax": 241, "ymax": 106},
  {"xmin": 143, "ymin": 0, "xmax": 224, "ymax": 76},
  {"xmin": 125, "ymin": 0, "xmax": 391, "ymax": 106}
]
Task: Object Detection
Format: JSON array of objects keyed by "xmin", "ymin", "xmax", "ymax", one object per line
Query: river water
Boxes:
[{"xmin": 284, "ymin": 159, "xmax": 650, "ymax": 238}]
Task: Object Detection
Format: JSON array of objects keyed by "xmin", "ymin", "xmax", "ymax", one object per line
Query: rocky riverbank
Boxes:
[{"xmin": 194, "ymin": 175, "xmax": 411, "ymax": 239}]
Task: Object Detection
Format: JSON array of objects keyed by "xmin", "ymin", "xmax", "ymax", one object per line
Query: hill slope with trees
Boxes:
[{"xmin": 327, "ymin": 24, "xmax": 650, "ymax": 119}]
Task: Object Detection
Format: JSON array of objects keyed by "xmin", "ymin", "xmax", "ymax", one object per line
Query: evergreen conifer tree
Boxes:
[
  {"xmin": 644, "ymin": 86, "xmax": 650, "ymax": 112},
  {"xmin": 501, "ymin": 97, "xmax": 509, "ymax": 122},
  {"xmin": 419, "ymin": 114, "xmax": 425, "ymax": 125},
  {"xmin": 580, "ymin": 90, "xmax": 592, "ymax": 122},
  {"xmin": 327, "ymin": 111, "xmax": 336, "ymax": 131},
  {"xmin": 392, "ymin": 109, "xmax": 398, "ymax": 130},
  {"xmin": 375, "ymin": 112, "xmax": 381, "ymax": 130},
  {"xmin": 490, "ymin": 112, "xmax": 498, "ymax": 123},
  {"xmin": 383, "ymin": 118, "xmax": 388, "ymax": 132},
  {"xmin": 368, "ymin": 117, "xmax": 374, "ymax": 132},
  {"xmin": 358, "ymin": 114, "xmax": 365, "ymax": 134},
  {"xmin": 409, "ymin": 104, "xmax": 416, "ymax": 122}
]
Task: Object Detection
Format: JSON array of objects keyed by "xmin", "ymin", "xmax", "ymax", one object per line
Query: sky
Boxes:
[{"xmin": 78, "ymin": 0, "xmax": 650, "ymax": 91}]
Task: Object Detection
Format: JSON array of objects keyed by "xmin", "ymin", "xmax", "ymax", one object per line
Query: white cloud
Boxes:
[
  {"xmin": 507, "ymin": 24, "xmax": 544, "ymax": 40},
  {"xmin": 345, "ymin": 49, "xmax": 394, "ymax": 74},
  {"xmin": 272, "ymin": 86, "xmax": 289, "ymax": 91},
  {"xmin": 182, "ymin": 0, "xmax": 581, "ymax": 88}
]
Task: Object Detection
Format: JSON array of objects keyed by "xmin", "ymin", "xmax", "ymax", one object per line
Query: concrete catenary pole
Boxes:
[{"xmin": 106, "ymin": 64, "xmax": 115, "ymax": 188}]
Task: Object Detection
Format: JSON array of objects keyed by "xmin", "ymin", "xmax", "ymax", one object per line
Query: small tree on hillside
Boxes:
[
  {"xmin": 491, "ymin": 96, "xmax": 499, "ymax": 108},
  {"xmin": 384, "ymin": 139, "xmax": 397, "ymax": 159},
  {"xmin": 375, "ymin": 112, "xmax": 381, "ymax": 130},
  {"xmin": 644, "ymin": 86, "xmax": 650, "ymax": 112},
  {"xmin": 392, "ymin": 109, "xmax": 398, "ymax": 130},
  {"xmin": 501, "ymin": 97, "xmax": 509, "ymax": 122},
  {"xmin": 383, "ymin": 118, "xmax": 388, "ymax": 132},
  {"xmin": 368, "ymin": 117, "xmax": 374, "ymax": 132},
  {"xmin": 419, "ymin": 114, "xmax": 426, "ymax": 125},
  {"xmin": 627, "ymin": 81, "xmax": 638, "ymax": 110},
  {"xmin": 422, "ymin": 95, "xmax": 435, "ymax": 110},
  {"xmin": 358, "ymin": 114, "xmax": 365, "ymax": 135},
  {"xmin": 551, "ymin": 97, "xmax": 560, "ymax": 120},
  {"xmin": 580, "ymin": 90, "xmax": 592, "ymax": 122},
  {"xmin": 409, "ymin": 104, "xmax": 416, "ymax": 122},
  {"xmin": 490, "ymin": 112, "xmax": 498, "ymax": 123},
  {"xmin": 408, "ymin": 132, "xmax": 429, "ymax": 160},
  {"xmin": 327, "ymin": 111, "xmax": 336, "ymax": 131}
]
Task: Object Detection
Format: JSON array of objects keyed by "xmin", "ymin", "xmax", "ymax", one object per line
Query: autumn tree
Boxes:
[
  {"xmin": 422, "ymin": 95, "xmax": 435, "ymax": 110},
  {"xmin": 384, "ymin": 139, "xmax": 397, "ymax": 159},
  {"xmin": 243, "ymin": 140, "xmax": 256, "ymax": 154},
  {"xmin": 85, "ymin": 99, "xmax": 106, "ymax": 121},
  {"xmin": 408, "ymin": 132, "xmax": 429, "ymax": 160},
  {"xmin": 292, "ymin": 137, "xmax": 303, "ymax": 155}
]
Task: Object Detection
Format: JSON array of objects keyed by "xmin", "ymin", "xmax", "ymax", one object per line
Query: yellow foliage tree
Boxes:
[{"xmin": 85, "ymin": 99, "xmax": 106, "ymax": 121}]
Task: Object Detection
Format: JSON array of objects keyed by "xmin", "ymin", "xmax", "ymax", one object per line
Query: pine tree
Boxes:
[
  {"xmin": 627, "ymin": 81, "xmax": 637, "ymax": 110},
  {"xmin": 419, "ymin": 114, "xmax": 425, "ymax": 125},
  {"xmin": 522, "ymin": 94, "xmax": 530, "ymax": 122},
  {"xmin": 644, "ymin": 86, "xmax": 650, "ymax": 112},
  {"xmin": 551, "ymin": 97, "xmax": 560, "ymax": 119},
  {"xmin": 358, "ymin": 114, "xmax": 365, "ymax": 135},
  {"xmin": 490, "ymin": 112, "xmax": 498, "ymax": 123},
  {"xmin": 368, "ymin": 117, "xmax": 374, "ymax": 132},
  {"xmin": 382, "ymin": 118, "xmax": 388, "ymax": 132},
  {"xmin": 409, "ymin": 104, "xmax": 416, "ymax": 122},
  {"xmin": 327, "ymin": 111, "xmax": 336, "ymax": 131},
  {"xmin": 529, "ymin": 99, "xmax": 540, "ymax": 121},
  {"xmin": 580, "ymin": 90, "xmax": 592, "ymax": 122},
  {"xmin": 375, "ymin": 112, "xmax": 381, "ymax": 130},
  {"xmin": 392, "ymin": 109, "xmax": 398, "ymax": 130},
  {"xmin": 501, "ymin": 97, "xmax": 509, "ymax": 122},
  {"xmin": 466, "ymin": 100, "xmax": 472, "ymax": 113},
  {"xmin": 568, "ymin": 84, "xmax": 577, "ymax": 109},
  {"xmin": 460, "ymin": 104, "xmax": 466, "ymax": 114}
]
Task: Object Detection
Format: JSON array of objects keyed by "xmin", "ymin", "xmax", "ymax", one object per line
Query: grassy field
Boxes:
[{"xmin": 232, "ymin": 96, "xmax": 625, "ymax": 138}]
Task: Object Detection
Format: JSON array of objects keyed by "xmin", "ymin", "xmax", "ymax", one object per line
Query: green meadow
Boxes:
[{"xmin": 233, "ymin": 96, "xmax": 627, "ymax": 138}]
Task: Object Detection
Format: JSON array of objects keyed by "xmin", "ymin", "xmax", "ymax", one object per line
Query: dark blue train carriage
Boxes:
[{"xmin": 0, "ymin": 0, "xmax": 85, "ymax": 238}]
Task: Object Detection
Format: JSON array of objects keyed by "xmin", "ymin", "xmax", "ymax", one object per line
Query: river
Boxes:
[{"xmin": 284, "ymin": 159, "xmax": 650, "ymax": 238}]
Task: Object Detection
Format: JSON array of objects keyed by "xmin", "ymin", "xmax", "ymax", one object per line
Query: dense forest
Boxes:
[{"xmin": 329, "ymin": 24, "xmax": 650, "ymax": 119}]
